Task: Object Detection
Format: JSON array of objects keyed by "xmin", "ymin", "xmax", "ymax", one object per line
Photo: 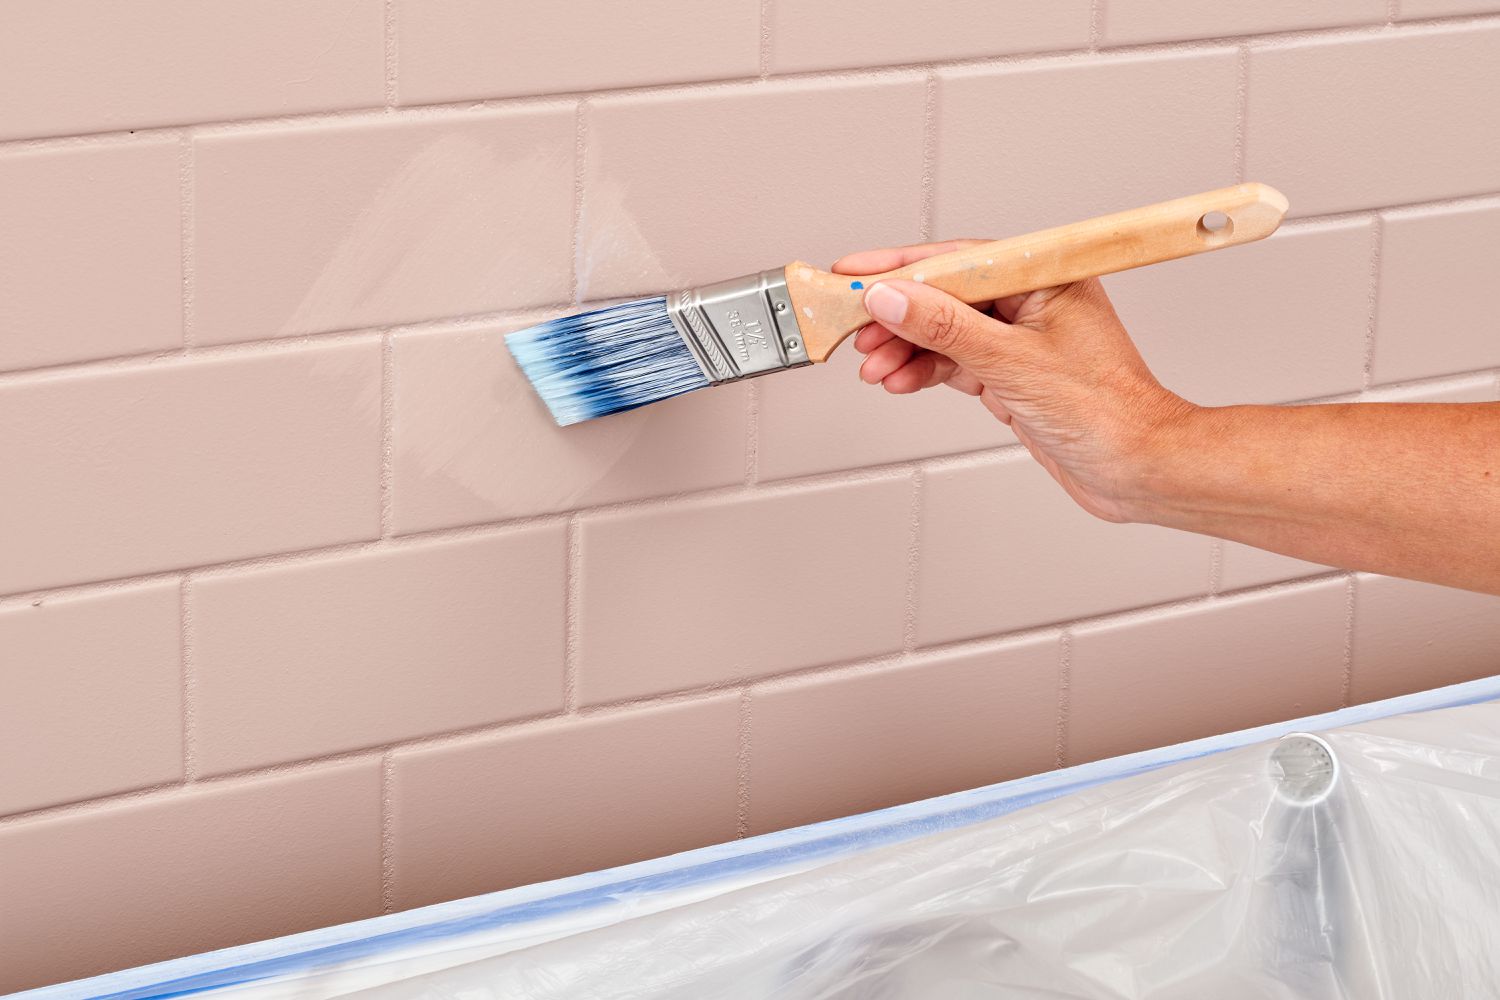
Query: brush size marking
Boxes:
[{"xmin": 725, "ymin": 309, "xmax": 768, "ymax": 362}]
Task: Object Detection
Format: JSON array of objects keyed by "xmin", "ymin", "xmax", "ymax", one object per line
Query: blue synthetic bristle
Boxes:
[{"xmin": 504, "ymin": 298, "xmax": 709, "ymax": 426}]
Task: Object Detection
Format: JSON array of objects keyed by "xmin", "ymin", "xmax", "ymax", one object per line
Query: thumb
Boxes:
[{"xmin": 862, "ymin": 279, "xmax": 1011, "ymax": 375}]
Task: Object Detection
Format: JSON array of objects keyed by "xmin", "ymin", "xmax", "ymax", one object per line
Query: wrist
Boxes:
[{"xmin": 1112, "ymin": 398, "xmax": 1232, "ymax": 527}]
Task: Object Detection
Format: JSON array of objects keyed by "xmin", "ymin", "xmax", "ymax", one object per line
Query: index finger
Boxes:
[{"xmin": 831, "ymin": 239, "xmax": 988, "ymax": 276}]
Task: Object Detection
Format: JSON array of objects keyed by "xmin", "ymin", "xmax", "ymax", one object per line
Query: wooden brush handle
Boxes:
[{"xmin": 786, "ymin": 183, "xmax": 1289, "ymax": 362}]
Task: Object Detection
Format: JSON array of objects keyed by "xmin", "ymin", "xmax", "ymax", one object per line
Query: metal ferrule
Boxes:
[{"xmin": 666, "ymin": 269, "xmax": 811, "ymax": 385}]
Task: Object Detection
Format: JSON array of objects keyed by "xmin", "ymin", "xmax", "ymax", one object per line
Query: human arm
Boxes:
[
  {"xmin": 837, "ymin": 243, "xmax": 1500, "ymax": 595},
  {"xmin": 1136, "ymin": 401, "xmax": 1500, "ymax": 594}
]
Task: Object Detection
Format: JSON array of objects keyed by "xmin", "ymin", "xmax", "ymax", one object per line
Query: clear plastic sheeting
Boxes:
[
  {"xmin": 342, "ymin": 704, "xmax": 1500, "ymax": 999},
  {"xmin": 22, "ymin": 677, "xmax": 1500, "ymax": 1000}
]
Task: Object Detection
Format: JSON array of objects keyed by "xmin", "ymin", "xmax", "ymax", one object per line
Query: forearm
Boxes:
[{"xmin": 1128, "ymin": 402, "xmax": 1500, "ymax": 594}]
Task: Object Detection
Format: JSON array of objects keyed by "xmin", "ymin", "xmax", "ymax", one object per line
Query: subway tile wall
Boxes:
[{"xmin": 2, "ymin": 5, "xmax": 1499, "ymax": 990}]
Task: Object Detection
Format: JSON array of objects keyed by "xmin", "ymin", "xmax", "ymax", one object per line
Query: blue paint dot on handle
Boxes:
[{"xmin": 850, "ymin": 280, "xmax": 864, "ymax": 290}]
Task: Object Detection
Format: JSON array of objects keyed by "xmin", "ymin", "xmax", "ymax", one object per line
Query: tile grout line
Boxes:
[
  {"xmin": 759, "ymin": 0, "xmax": 773, "ymax": 78},
  {"xmin": 1341, "ymin": 574, "xmax": 1358, "ymax": 707},
  {"xmin": 1233, "ymin": 45, "xmax": 1249, "ymax": 184},
  {"xmin": 569, "ymin": 100, "xmax": 588, "ymax": 305},
  {"xmin": 380, "ymin": 752, "xmax": 396, "ymax": 913},
  {"xmin": 736, "ymin": 690, "xmax": 753, "ymax": 838},
  {"xmin": 1088, "ymin": 0, "xmax": 1104, "ymax": 50},
  {"xmin": 0, "ymin": 709, "xmax": 570, "ymax": 828},
  {"xmin": 1363, "ymin": 366, "xmax": 1500, "ymax": 397},
  {"xmin": 0, "ymin": 715, "xmax": 616, "ymax": 825},
  {"xmin": 744, "ymin": 382, "xmax": 761, "ymax": 485},
  {"xmin": 3, "ymin": 10, "xmax": 1499, "ymax": 152},
  {"xmin": 1207, "ymin": 539, "xmax": 1224, "ymax": 596},
  {"xmin": 1054, "ymin": 632, "xmax": 1072, "ymax": 768},
  {"xmin": 1, "ymin": 539, "xmax": 387, "ymax": 610},
  {"xmin": 383, "ymin": 0, "xmax": 399, "ymax": 109},
  {"xmin": 1362, "ymin": 215, "xmax": 1385, "ymax": 389},
  {"xmin": 380, "ymin": 333, "xmax": 396, "ymax": 537},
  {"xmin": 1361, "ymin": 372, "xmax": 1500, "ymax": 401},
  {"xmin": 562, "ymin": 515, "xmax": 582, "ymax": 712},
  {"xmin": 0, "ymin": 328, "xmax": 389, "ymax": 386},
  {"xmin": 0, "ymin": 778, "xmax": 194, "ymax": 827},
  {"xmin": 1277, "ymin": 210, "xmax": 1378, "ymax": 235},
  {"xmin": 902, "ymin": 467, "xmax": 924, "ymax": 653},
  {"xmin": 917, "ymin": 72, "xmax": 938, "ymax": 242},
  {"xmin": 1281, "ymin": 190, "xmax": 1500, "ymax": 228},
  {"xmin": 178, "ymin": 133, "xmax": 196, "ymax": 349},
  {"xmin": 744, "ymin": 651, "xmax": 930, "ymax": 701},
  {"xmin": 6, "ymin": 192, "xmax": 1500, "ymax": 386},
  {"xmin": 180, "ymin": 576, "xmax": 197, "ymax": 781},
  {"xmin": 903, "ymin": 571, "xmax": 1351, "ymax": 667}
]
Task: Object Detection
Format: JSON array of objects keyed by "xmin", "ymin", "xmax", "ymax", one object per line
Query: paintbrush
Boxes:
[{"xmin": 508, "ymin": 183, "xmax": 1288, "ymax": 425}]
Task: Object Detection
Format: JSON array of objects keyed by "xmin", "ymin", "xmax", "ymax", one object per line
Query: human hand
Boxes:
[{"xmin": 832, "ymin": 241, "xmax": 1197, "ymax": 523}]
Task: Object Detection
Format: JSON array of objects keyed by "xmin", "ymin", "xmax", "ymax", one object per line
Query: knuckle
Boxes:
[
  {"xmin": 923, "ymin": 301, "xmax": 964, "ymax": 351},
  {"xmin": 1061, "ymin": 278, "xmax": 1108, "ymax": 313}
]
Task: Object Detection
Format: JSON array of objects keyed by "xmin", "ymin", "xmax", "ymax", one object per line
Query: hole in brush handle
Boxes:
[{"xmin": 1196, "ymin": 210, "xmax": 1234, "ymax": 244}]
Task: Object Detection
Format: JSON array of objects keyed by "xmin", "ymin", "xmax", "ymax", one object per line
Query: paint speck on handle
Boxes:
[
  {"xmin": 802, "ymin": 305, "xmax": 814, "ymax": 319},
  {"xmin": 913, "ymin": 273, "xmax": 924, "ymax": 283},
  {"xmin": 850, "ymin": 280, "xmax": 864, "ymax": 290}
]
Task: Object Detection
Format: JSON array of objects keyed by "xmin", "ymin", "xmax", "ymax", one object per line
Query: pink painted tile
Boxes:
[
  {"xmin": 1373, "ymin": 202, "xmax": 1500, "ymax": 383},
  {"xmin": 577, "ymin": 477, "xmax": 913, "ymax": 704},
  {"xmin": 396, "ymin": 0, "xmax": 759, "ymax": 105},
  {"xmin": 391, "ymin": 697, "xmax": 739, "ymax": 909},
  {"xmin": 1219, "ymin": 543, "xmax": 1336, "ymax": 592},
  {"xmin": 1246, "ymin": 25, "xmax": 1500, "ymax": 216},
  {"xmin": 1364, "ymin": 373, "xmax": 1499, "ymax": 403},
  {"xmin": 770, "ymin": 0, "xmax": 1091, "ymax": 73},
  {"xmin": 1399, "ymin": 0, "xmax": 1500, "ymax": 15},
  {"xmin": 0, "ymin": 0, "xmax": 384, "ymax": 140},
  {"xmin": 1067, "ymin": 580, "xmax": 1348, "ymax": 764},
  {"xmin": 392, "ymin": 319, "xmax": 746, "ymax": 532},
  {"xmin": 193, "ymin": 108, "xmax": 574, "ymax": 344},
  {"xmin": 933, "ymin": 50, "xmax": 1238, "ymax": 239},
  {"xmin": 1351, "ymin": 574, "xmax": 1500, "ymax": 704},
  {"xmin": 193, "ymin": 528, "xmax": 565, "ymax": 776},
  {"xmin": 1104, "ymin": 221, "xmax": 1372, "ymax": 406},
  {"xmin": 1101, "ymin": 0, "xmax": 1383, "ymax": 46},
  {"xmin": 756, "ymin": 343, "xmax": 1013, "ymax": 481},
  {"xmin": 0, "ymin": 761, "xmax": 380, "ymax": 993},
  {"xmin": 747, "ymin": 637, "xmax": 1060, "ymax": 835},
  {"xmin": 0, "ymin": 341, "xmax": 382, "ymax": 595},
  {"xmin": 917, "ymin": 454, "xmax": 1211, "ymax": 646},
  {"xmin": 0, "ymin": 141, "xmax": 181, "ymax": 372},
  {"xmin": 0, "ymin": 583, "xmax": 181, "ymax": 815},
  {"xmin": 579, "ymin": 78, "xmax": 926, "ymax": 300}
]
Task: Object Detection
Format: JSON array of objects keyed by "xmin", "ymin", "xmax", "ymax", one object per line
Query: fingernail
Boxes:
[{"xmin": 864, "ymin": 282, "xmax": 908, "ymax": 326}]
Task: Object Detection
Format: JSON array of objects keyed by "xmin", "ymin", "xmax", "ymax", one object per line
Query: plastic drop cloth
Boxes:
[
  {"xmin": 25, "ymin": 678, "xmax": 1500, "ymax": 1000},
  {"xmin": 335, "ymin": 702, "xmax": 1500, "ymax": 999}
]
